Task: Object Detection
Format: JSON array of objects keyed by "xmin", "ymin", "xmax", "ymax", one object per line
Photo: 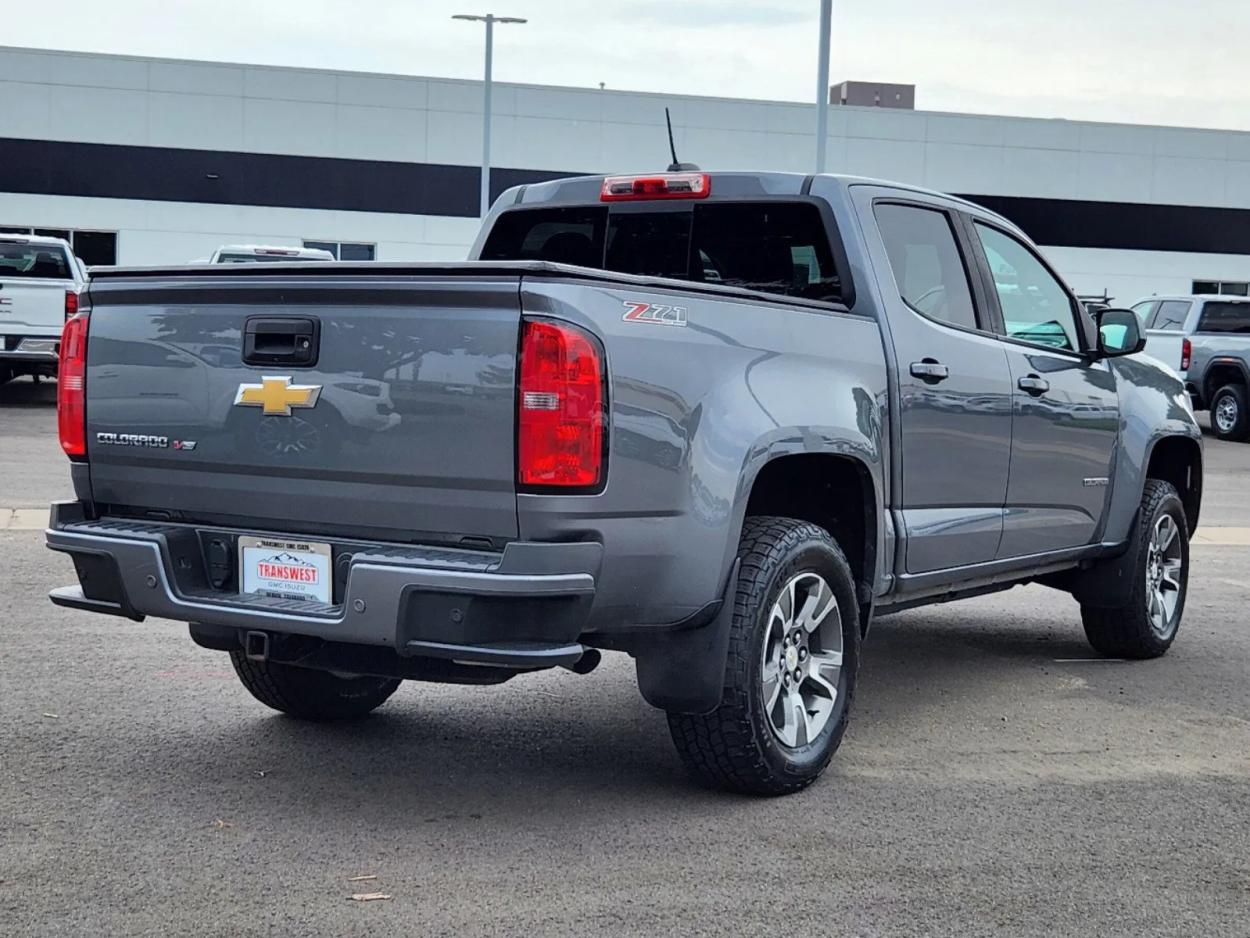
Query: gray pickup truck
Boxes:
[
  {"xmin": 1138, "ymin": 294, "xmax": 1250, "ymax": 442},
  {"xmin": 46, "ymin": 171, "xmax": 1202, "ymax": 795}
]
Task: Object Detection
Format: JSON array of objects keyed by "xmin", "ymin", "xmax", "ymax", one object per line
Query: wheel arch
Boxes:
[
  {"xmin": 1202, "ymin": 358, "xmax": 1249, "ymax": 405},
  {"xmin": 1145, "ymin": 434, "xmax": 1203, "ymax": 535},
  {"xmin": 739, "ymin": 451, "xmax": 879, "ymax": 634}
]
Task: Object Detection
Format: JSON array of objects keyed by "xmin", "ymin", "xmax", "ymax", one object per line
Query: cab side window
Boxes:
[
  {"xmin": 874, "ymin": 203, "xmax": 979, "ymax": 331},
  {"xmin": 975, "ymin": 223, "xmax": 1081, "ymax": 352}
]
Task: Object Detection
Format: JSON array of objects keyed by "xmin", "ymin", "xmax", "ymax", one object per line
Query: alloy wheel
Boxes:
[
  {"xmin": 1145, "ymin": 513, "xmax": 1184, "ymax": 638},
  {"xmin": 760, "ymin": 572, "xmax": 843, "ymax": 749}
]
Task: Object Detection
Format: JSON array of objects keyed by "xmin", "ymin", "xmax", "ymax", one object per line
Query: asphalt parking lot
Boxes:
[{"xmin": 2, "ymin": 375, "xmax": 1249, "ymax": 937}]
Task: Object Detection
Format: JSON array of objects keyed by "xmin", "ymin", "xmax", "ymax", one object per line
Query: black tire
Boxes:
[
  {"xmin": 229, "ymin": 652, "xmax": 401, "ymax": 720},
  {"xmin": 667, "ymin": 516, "xmax": 861, "ymax": 796},
  {"xmin": 1209, "ymin": 384, "xmax": 1250, "ymax": 442},
  {"xmin": 1081, "ymin": 480, "xmax": 1189, "ymax": 659}
]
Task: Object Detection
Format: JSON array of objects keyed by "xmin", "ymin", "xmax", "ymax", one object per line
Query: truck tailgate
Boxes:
[
  {"xmin": 1145, "ymin": 328, "xmax": 1184, "ymax": 373},
  {"xmin": 84, "ymin": 274, "xmax": 522, "ymax": 542},
  {"xmin": 0, "ymin": 280, "xmax": 72, "ymax": 336}
]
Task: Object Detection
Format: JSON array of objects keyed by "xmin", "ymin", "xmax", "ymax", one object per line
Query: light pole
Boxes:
[
  {"xmin": 814, "ymin": 0, "xmax": 832, "ymax": 173},
  {"xmin": 453, "ymin": 13, "xmax": 527, "ymax": 218}
]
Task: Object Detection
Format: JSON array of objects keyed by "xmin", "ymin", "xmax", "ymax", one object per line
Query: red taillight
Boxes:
[
  {"xmin": 1181, "ymin": 337, "xmax": 1192, "ymax": 371},
  {"xmin": 518, "ymin": 319, "xmax": 605, "ymax": 489},
  {"xmin": 64, "ymin": 289, "xmax": 78, "ymax": 321},
  {"xmin": 600, "ymin": 172, "xmax": 711, "ymax": 201},
  {"xmin": 58, "ymin": 313, "xmax": 89, "ymax": 458}
]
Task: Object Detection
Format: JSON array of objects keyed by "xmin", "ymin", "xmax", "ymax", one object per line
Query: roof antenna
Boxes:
[{"xmin": 665, "ymin": 107, "xmax": 699, "ymax": 172}]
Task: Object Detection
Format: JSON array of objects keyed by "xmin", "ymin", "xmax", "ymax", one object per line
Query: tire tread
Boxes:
[
  {"xmin": 667, "ymin": 516, "xmax": 858, "ymax": 795},
  {"xmin": 1210, "ymin": 384, "xmax": 1250, "ymax": 442},
  {"xmin": 1081, "ymin": 479, "xmax": 1187, "ymax": 659}
]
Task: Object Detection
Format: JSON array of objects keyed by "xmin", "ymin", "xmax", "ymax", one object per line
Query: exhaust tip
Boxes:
[{"xmin": 565, "ymin": 648, "xmax": 601, "ymax": 675}]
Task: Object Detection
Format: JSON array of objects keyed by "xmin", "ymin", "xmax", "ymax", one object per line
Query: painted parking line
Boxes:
[
  {"xmin": 1191, "ymin": 527, "xmax": 1250, "ymax": 546},
  {"xmin": 0, "ymin": 508, "xmax": 50, "ymax": 531}
]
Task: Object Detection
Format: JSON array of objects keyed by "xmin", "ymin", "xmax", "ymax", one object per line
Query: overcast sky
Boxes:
[{"xmin": 6, "ymin": 0, "xmax": 1248, "ymax": 130}]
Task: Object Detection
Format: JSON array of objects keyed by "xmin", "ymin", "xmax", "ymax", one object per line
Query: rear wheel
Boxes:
[
  {"xmin": 1081, "ymin": 480, "xmax": 1188, "ymax": 659},
  {"xmin": 666, "ymin": 516, "xmax": 860, "ymax": 796},
  {"xmin": 1210, "ymin": 384, "xmax": 1250, "ymax": 441},
  {"xmin": 229, "ymin": 652, "xmax": 401, "ymax": 720}
]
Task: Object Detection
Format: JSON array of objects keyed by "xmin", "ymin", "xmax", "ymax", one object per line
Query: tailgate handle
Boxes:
[{"xmin": 243, "ymin": 317, "xmax": 320, "ymax": 366}]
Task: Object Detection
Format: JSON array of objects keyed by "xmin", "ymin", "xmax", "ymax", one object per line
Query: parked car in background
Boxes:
[
  {"xmin": 0, "ymin": 234, "xmax": 86, "ymax": 384},
  {"xmin": 207, "ymin": 245, "xmax": 336, "ymax": 264},
  {"xmin": 1157, "ymin": 296, "xmax": 1250, "ymax": 441},
  {"xmin": 1129, "ymin": 295, "xmax": 1205, "ymax": 376}
]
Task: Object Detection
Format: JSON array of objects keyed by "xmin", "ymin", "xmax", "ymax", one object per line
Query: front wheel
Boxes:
[
  {"xmin": 666, "ymin": 516, "xmax": 861, "ymax": 796},
  {"xmin": 229, "ymin": 652, "xmax": 401, "ymax": 720},
  {"xmin": 1081, "ymin": 480, "xmax": 1188, "ymax": 659}
]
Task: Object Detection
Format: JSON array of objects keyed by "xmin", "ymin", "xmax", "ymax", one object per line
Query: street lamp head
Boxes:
[
  {"xmin": 455, "ymin": 12, "xmax": 528, "ymax": 219},
  {"xmin": 452, "ymin": 13, "xmax": 528, "ymax": 23}
]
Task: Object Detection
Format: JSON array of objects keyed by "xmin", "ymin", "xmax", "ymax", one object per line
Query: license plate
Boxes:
[{"xmin": 238, "ymin": 536, "xmax": 332, "ymax": 604}]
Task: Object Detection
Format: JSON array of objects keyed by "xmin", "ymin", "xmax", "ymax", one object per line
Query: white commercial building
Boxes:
[{"xmin": 4, "ymin": 45, "xmax": 1250, "ymax": 303}]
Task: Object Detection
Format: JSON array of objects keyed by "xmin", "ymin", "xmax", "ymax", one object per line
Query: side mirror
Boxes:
[{"xmin": 1096, "ymin": 308, "xmax": 1145, "ymax": 357}]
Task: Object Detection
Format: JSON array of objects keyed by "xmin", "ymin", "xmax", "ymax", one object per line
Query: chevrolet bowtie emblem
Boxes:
[{"xmin": 234, "ymin": 376, "xmax": 322, "ymax": 416}]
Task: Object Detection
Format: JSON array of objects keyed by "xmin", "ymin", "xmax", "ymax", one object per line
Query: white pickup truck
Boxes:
[
  {"xmin": 0, "ymin": 234, "xmax": 86, "ymax": 384},
  {"xmin": 208, "ymin": 244, "xmax": 336, "ymax": 264}
]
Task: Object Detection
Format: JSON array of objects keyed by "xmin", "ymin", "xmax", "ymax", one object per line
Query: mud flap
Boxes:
[
  {"xmin": 1046, "ymin": 538, "xmax": 1139, "ymax": 609},
  {"xmin": 634, "ymin": 559, "xmax": 739, "ymax": 715}
]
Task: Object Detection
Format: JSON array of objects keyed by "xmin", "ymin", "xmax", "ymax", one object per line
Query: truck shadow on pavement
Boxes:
[
  {"xmin": 0, "ymin": 375, "xmax": 57, "ymax": 407},
  {"xmin": 115, "ymin": 606, "xmax": 1102, "ymax": 820},
  {"xmin": 853, "ymin": 609, "xmax": 1099, "ymax": 728}
]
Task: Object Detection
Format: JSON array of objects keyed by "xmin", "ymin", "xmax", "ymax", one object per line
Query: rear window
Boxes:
[
  {"xmin": 1149, "ymin": 300, "xmax": 1191, "ymax": 331},
  {"xmin": 0, "ymin": 242, "xmax": 71, "ymax": 279},
  {"xmin": 480, "ymin": 202, "xmax": 844, "ymax": 303},
  {"xmin": 1197, "ymin": 301, "xmax": 1250, "ymax": 334}
]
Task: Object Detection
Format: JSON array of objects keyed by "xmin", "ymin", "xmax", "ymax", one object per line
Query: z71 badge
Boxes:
[{"xmin": 622, "ymin": 301, "xmax": 688, "ymax": 327}]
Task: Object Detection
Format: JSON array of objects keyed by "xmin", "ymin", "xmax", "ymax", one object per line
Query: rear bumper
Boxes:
[
  {"xmin": 0, "ymin": 337, "xmax": 59, "ymax": 367},
  {"xmin": 45, "ymin": 501, "xmax": 601, "ymax": 669}
]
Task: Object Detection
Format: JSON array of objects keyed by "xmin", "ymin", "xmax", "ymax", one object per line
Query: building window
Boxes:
[
  {"xmin": 1193, "ymin": 280, "xmax": 1250, "ymax": 296},
  {"xmin": 71, "ymin": 231, "xmax": 118, "ymax": 266},
  {"xmin": 1, "ymin": 226, "xmax": 118, "ymax": 266},
  {"xmin": 303, "ymin": 240, "xmax": 376, "ymax": 261}
]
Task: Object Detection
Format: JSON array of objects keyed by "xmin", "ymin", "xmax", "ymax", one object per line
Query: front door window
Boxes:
[{"xmin": 975, "ymin": 224, "xmax": 1082, "ymax": 352}]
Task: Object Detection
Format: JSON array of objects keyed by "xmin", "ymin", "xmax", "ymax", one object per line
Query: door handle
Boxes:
[
  {"xmin": 1018, "ymin": 374, "xmax": 1050, "ymax": 396},
  {"xmin": 909, "ymin": 359, "xmax": 949, "ymax": 384}
]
